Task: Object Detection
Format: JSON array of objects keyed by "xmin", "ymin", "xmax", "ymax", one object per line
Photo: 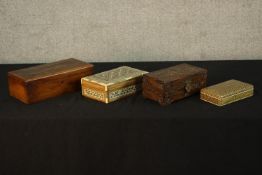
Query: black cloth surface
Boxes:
[{"xmin": 0, "ymin": 61, "xmax": 262, "ymax": 175}]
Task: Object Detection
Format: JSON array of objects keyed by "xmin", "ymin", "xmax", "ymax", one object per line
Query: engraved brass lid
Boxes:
[{"xmin": 82, "ymin": 66, "xmax": 148, "ymax": 86}]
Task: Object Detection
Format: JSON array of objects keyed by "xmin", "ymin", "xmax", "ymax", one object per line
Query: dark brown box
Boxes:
[
  {"xmin": 142, "ymin": 63, "xmax": 207, "ymax": 105},
  {"xmin": 8, "ymin": 58, "xmax": 93, "ymax": 104}
]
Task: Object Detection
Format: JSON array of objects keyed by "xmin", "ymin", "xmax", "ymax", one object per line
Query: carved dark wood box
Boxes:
[
  {"xmin": 8, "ymin": 58, "xmax": 93, "ymax": 104},
  {"xmin": 142, "ymin": 63, "xmax": 207, "ymax": 105}
]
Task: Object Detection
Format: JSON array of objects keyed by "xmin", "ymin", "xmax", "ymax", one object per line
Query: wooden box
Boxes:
[
  {"xmin": 8, "ymin": 58, "xmax": 93, "ymax": 104},
  {"xmin": 81, "ymin": 66, "xmax": 148, "ymax": 103},
  {"xmin": 200, "ymin": 79, "xmax": 254, "ymax": 106},
  {"xmin": 142, "ymin": 63, "xmax": 207, "ymax": 105}
]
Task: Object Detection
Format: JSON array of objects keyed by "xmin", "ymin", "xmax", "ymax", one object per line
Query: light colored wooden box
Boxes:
[{"xmin": 81, "ymin": 66, "xmax": 148, "ymax": 103}]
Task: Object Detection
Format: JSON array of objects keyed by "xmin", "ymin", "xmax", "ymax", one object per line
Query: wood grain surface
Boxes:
[
  {"xmin": 8, "ymin": 58, "xmax": 93, "ymax": 104},
  {"xmin": 142, "ymin": 63, "xmax": 207, "ymax": 105}
]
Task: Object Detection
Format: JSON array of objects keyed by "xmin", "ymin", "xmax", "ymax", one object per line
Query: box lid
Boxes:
[
  {"xmin": 9, "ymin": 58, "xmax": 93, "ymax": 81},
  {"xmin": 81, "ymin": 66, "xmax": 148, "ymax": 89},
  {"xmin": 145, "ymin": 63, "xmax": 207, "ymax": 83}
]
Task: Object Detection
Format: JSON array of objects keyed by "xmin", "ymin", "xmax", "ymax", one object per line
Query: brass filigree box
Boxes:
[
  {"xmin": 200, "ymin": 79, "xmax": 254, "ymax": 106},
  {"xmin": 81, "ymin": 66, "xmax": 148, "ymax": 103}
]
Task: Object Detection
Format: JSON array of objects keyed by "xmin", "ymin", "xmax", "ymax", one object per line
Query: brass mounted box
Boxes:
[
  {"xmin": 200, "ymin": 79, "xmax": 254, "ymax": 106},
  {"xmin": 81, "ymin": 66, "xmax": 148, "ymax": 103}
]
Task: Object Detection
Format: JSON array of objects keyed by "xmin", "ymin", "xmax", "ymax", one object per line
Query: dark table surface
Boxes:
[{"xmin": 0, "ymin": 61, "xmax": 262, "ymax": 175}]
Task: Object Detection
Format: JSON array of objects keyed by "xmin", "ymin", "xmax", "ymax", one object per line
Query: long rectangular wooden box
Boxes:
[
  {"xmin": 81, "ymin": 66, "xmax": 148, "ymax": 103},
  {"xmin": 142, "ymin": 63, "xmax": 207, "ymax": 105},
  {"xmin": 8, "ymin": 58, "xmax": 93, "ymax": 104},
  {"xmin": 200, "ymin": 79, "xmax": 254, "ymax": 106}
]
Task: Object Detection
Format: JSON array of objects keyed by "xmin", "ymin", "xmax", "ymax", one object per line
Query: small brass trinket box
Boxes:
[
  {"xmin": 200, "ymin": 79, "xmax": 254, "ymax": 106},
  {"xmin": 81, "ymin": 66, "xmax": 148, "ymax": 103}
]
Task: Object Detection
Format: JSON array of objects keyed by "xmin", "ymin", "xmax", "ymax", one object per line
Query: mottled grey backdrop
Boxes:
[{"xmin": 0, "ymin": 0, "xmax": 262, "ymax": 63}]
